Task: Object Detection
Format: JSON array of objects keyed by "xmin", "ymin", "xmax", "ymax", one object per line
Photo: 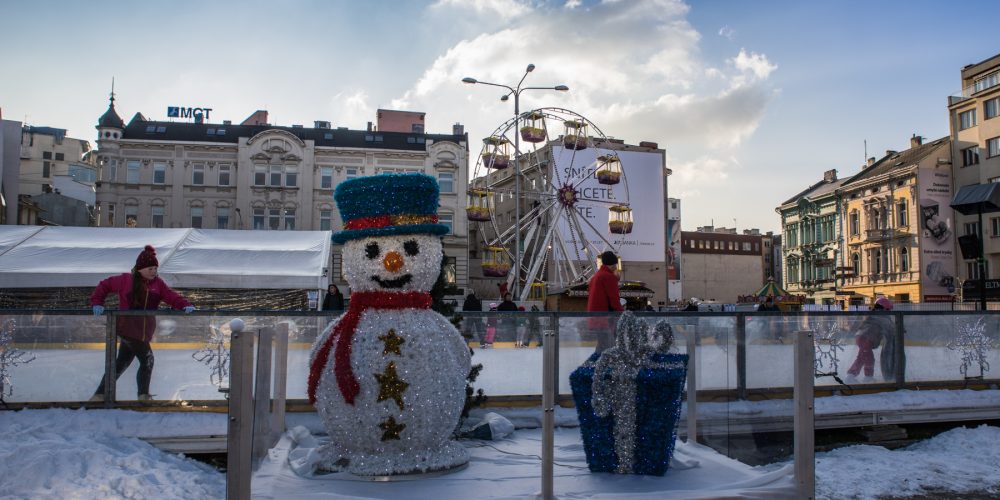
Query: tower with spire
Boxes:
[{"xmin": 96, "ymin": 80, "xmax": 124, "ymax": 145}]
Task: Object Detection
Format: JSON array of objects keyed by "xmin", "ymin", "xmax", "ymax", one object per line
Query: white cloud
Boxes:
[
  {"xmin": 392, "ymin": 0, "xmax": 778, "ymax": 220},
  {"xmin": 564, "ymin": 0, "xmax": 582, "ymax": 9},
  {"xmin": 718, "ymin": 25, "xmax": 736, "ymax": 40},
  {"xmin": 429, "ymin": 0, "xmax": 532, "ymax": 23},
  {"xmin": 330, "ymin": 90, "xmax": 374, "ymax": 129}
]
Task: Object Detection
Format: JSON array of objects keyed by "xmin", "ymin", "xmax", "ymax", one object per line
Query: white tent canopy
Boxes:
[{"xmin": 0, "ymin": 227, "xmax": 332, "ymax": 289}]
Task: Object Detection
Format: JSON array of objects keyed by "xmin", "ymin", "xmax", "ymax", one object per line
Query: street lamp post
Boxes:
[{"xmin": 463, "ymin": 65, "xmax": 568, "ymax": 300}]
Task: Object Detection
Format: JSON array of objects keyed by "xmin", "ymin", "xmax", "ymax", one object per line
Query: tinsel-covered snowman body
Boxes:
[{"xmin": 310, "ymin": 233, "xmax": 471, "ymax": 475}]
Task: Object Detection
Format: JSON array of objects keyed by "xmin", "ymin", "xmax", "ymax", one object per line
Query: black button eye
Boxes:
[
  {"xmin": 365, "ymin": 242, "xmax": 380, "ymax": 259},
  {"xmin": 403, "ymin": 240, "xmax": 419, "ymax": 256}
]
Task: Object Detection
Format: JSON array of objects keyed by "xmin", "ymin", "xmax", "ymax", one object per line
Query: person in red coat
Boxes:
[
  {"xmin": 588, "ymin": 251, "xmax": 624, "ymax": 350},
  {"xmin": 89, "ymin": 245, "xmax": 194, "ymax": 401}
]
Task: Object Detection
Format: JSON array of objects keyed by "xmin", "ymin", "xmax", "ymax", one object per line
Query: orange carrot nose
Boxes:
[{"xmin": 383, "ymin": 251, "xmax": 404, "ymax": 273}]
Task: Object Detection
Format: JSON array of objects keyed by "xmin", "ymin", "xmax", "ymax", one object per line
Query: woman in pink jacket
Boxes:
[{"xmin": 90, "ymin": 245, "xmax": 194, "ymax": 401}]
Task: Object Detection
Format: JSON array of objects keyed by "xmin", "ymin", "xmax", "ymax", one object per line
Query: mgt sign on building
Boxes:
[{"xmin": 167, "ymin": 106, "xmax": 213, "ymax": 120}]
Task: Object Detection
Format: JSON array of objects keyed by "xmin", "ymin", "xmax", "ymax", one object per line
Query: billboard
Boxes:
[
  {"xmin": 917, "ymin": 164, "xmax": 956, "ymax": 302},
  {"xmin": 550, "ymin": 146, "xmax": 665, "ymax": 262}
]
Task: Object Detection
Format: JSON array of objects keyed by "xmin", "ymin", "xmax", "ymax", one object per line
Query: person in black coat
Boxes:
[
  {"xmin": 462, "ymin": 291, "xmax": 484, "ymax": 343},
  {"xmin": 322, "ymin": 284, "xmax": 344, "ymax": 311}
]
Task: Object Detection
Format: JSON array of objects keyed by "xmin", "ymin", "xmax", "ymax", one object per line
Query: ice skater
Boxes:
[
  {"xmin": 847, "ymin": 297, "xmax": 893, "ymax": 379},
  {"xmin": 90, "ymin": 245, "xmax": 194, "ymax": 401}
]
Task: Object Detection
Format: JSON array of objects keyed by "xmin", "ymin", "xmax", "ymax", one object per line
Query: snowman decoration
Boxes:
[{"xmin": 308, "ymin": 173, "xmax": 471, "ymax": 476}]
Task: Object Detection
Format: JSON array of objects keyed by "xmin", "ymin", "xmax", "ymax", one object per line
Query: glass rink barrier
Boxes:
[{"xmin": 5, "ymin": 308, "xmax": 1000, "ymax": 498}]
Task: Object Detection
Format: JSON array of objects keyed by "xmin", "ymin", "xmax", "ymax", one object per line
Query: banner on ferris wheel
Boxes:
[{"xmin": 550, "ymin": 145, "xmax": 666, "ymax": 263}]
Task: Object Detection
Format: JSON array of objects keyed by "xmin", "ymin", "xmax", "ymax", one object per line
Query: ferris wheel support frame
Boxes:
[{"xmin": 462, "ymin": 65, "xmax": 569, "ymax": 299}]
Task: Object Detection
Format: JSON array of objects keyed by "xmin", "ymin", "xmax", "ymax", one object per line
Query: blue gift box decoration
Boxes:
[{"xmin": 570, "ymin": 312, "xmax": 688, "ymax": 476}]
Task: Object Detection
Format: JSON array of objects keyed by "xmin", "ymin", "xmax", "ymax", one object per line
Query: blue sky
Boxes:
[{"xmin": 1, "ymin": 0, "xmax": 996, "ymax": 232}]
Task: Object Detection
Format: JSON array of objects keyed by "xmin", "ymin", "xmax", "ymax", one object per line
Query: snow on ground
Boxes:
[{"xmin": 2, "ymin": 406, "xmax": 1000, "ymax": 499}]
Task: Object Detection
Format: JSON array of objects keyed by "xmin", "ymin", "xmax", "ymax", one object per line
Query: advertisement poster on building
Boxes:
[
  {"xmin": 917, "ymin": 165, "xmax": 956, "ymax": 302},
  {"xmin": 550, "ymin": 146, "xmax": 666, "ymax": 263},
  {"xmin": 667, "ymin": 219, "xmax": 681, "ymax": 280}
]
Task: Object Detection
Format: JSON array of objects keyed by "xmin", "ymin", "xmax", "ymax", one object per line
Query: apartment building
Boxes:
[
  {"xmin": 776, "ymin": 169, "xmax": 845, "ymax": 305},
  {"xmin": 92, "ymin": 97, "xmax": 470, "ymax": 292},
  {"xmin": 681, "ymin": 227, "xmax": 767, "ymax": 303},
  {"xmin": 948, "ymin": 52, "xmax": 1000, "ymax": 288}
]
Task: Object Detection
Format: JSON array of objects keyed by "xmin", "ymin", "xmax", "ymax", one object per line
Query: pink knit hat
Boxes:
[
  {"xmin": 135, "ymin": 245, "xmax": 159, "ymax": 270},
  {"xmin": 874, "ymin": 297, "xmax": 893, "ymax": 310}
]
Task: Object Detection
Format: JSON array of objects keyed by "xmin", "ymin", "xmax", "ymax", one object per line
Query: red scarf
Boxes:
[{"xmin": 308, "ymin": 290, "xmax": 433, "ymax": 405}]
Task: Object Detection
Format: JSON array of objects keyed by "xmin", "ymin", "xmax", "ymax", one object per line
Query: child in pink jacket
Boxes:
[{"xmin": 90, "ymin": 245, "xmax": 194, "ymax": 401}]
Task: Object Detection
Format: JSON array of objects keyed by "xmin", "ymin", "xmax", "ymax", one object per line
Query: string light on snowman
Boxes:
[{"xmin": 308, "ymin": 173, "xmax": 471, "ymax": 476}]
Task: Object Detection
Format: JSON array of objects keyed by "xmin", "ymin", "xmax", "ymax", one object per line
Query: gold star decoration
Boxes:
[
  {"xmin": 378, "ymin": 415, "xmax": 406, "ymax": 441},
  {"xmin": 378, "ymin": 328, "xmax": 405, "ymax": 356},
  {"xmin": 374, "ymin": 361, "xmax": 409, "ymax": 410}
]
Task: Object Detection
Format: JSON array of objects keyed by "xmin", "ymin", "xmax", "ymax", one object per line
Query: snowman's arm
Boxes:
[{"xmin": 309, "ymin": 315, "xmax": 343, "ymax": 367}]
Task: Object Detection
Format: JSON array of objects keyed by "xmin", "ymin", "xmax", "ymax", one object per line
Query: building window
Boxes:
[
  {"xmin": 217, "ymin": 207, "xmax": 230, "ymax": 229},
  {"xmin": 975, "ymin": 71, "xmax": 1000, "ymax": 93},
  {"xmin": 988, "ymin": 137, "xmax": 1000, "ymax": 158},
  {"xmin": 192, "ymin": 164, "xmax": 205, "ymax": 185},
  {"xmin": 991, "ymin": 216, "xmax": 1000, "ymax": 238},
  {"xmin": 42, "ymin": 161, "xmax": 51, "ymax": 178},
  {"xmin": 151, "ymin": 206, "xmax": 164, "ymax": 228},
  {"xmin": 959, "ymin": 109, "xmax": 977, "ymax": 130},
  {"xmin": 320, "ymin": 209, "xmax": 332, "ymax": 230},
  {"xmin": 991, "ymin": 176, "xmax": 1000, "ymax": 184},
  {"xmin": 345, "ymin": 167, "xmax": 360, "ymax": 181},
  {"xmin": 125, "ymin": 205, "xmax": 138, "ymax": 227},
  {"xmin": 285, "ymin": 166, "xmax": 298, "ymax": 187},
  {"xmin": 873, "ymin": 250, "xmax": 883, "ymax": 274},
  {"xmin": 153, "ymin": 163, "xmax": 166, "ymax": 184},
  {"xmin": 899, "ymin": 247, "xmax": 908, "ymax": 272},
  {"xmin": 254, "ymin": 165, "xmax": 266, "ymax": 186},
  {"xmin": 269, "ymin": 166, "xmax": 282, "ymax": 186},
  {"xmin": 126, "ymin": 161, "xmax": 140, "ymax": 184},
  {"xmin": 439, "ymin": 213, "xmax": 454, "ymax": 234},
  {"xmin": 443, "ymin": 256, "xmax": 457, "ymax": 285},
  {"xmin": 269, "ymin": 208, "xmax": 281, "ymax": 230},
  {"xmin": 106, "ymin": 160, "xmax": 118, "ymax": 182},
  {"xmin": 438, "ymin": 171, "xmax": 455, "ymax": 193},
  {"xmin": 107, "ymin": 203, "xmax": 116, "ymax": 226},
  {"xmin": 69, "ymin": 164, "xmax": 97, "ymax": 183},
  {"xmin": 253, "ymin": 208, "xmax": 265, "ymax": 229},
  {"xmin": 320, "ymin": 167, "xmax": 333, "ymax": 189},
  {"xmin": 967, "ymin": 261, "xmax": 989, "ymax": 280},
  {"xmin": 55, "ymin": 152, "xmax": 64, "ymax": 161},
  {"xmin": 962, "ymin": 146, "xmax": 980, "ymax": 167},
  {"xmin": 896, "ymin": 200, "xmax": 908, "ymax": 226},
  {"xmin": 191, "ymin": 207, "xmax": 203, "ymax": 228},
  {"xmin": 284, "ymin": 208, "xmax": 296, "ymax": 230},
  {"xmin": 965, "ymin": 221, "xmax": 981, "ymax": 238},
  {"xmin": 42, "ymin": 151, "xmax": 52, "ymax": 160},
  {"xmin": 852, "ymin": 253, "xmax": 860, "ymax": 275},
  {"xmin": 850, "ymin": 210, "xmax": 860, "ymax": 236},
  {"xmin": 986, "ymin": 97, "xmax": 1000, "ymax": 120},
  {"xmin": 218, "ymin": 165, "xmax": 231, "ymax": 186}
]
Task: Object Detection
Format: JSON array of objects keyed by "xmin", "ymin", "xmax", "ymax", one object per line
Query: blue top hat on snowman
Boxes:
[{"xmin": 332, "ymin": 173, "xmax": 450, "ymax": 244}]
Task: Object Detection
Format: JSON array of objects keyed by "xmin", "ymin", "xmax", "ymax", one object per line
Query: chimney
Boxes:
[
  {"xmin": 639, "ymin": 141, "xmax": 659, "ymax": 149},
  {"xmin": 241, "ymin": 110, "xmax": 268, "ymax": 126},
  {"xmin": 367, "ymin": 121, "xmax": 373, "ymax": 132},
  {"xmin": 910, "ymin": 134, "xmax": 923, "ymax": 148},
  {"xmin": 886, "ymin": 150, "xmax": 897, "ymax": 157},
  {"xmin": 866, "ymin": 157, "xmax": 876, "ymax": 167},
  {"xmin": 823, "ymin": 169, "xmax": 837, "ymax": 182},
  {"xmin": 315, "ymin": 121, "xmax": 331, "ymax": 129},
  {"xmin": 453, "ymin": 123, "xmax": 465, "ymax": 135},
  {"xmin": 223, "ymin": 120, "xmax": 232, "ymax": 125}
]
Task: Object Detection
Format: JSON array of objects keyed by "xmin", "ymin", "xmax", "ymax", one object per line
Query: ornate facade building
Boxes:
[
  {"xmin": 776, "ymin": 169, "xmax": 843, "ymax": 305},
  {"xmin": 837, "ymin": 136, "xmax": 952, "ymax": 304},
  {"xmin": 92, "ymin": 97, "xmax": 470, "ymax": 292}
]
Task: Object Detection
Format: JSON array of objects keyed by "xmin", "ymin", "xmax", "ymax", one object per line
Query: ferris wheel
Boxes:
[{"xmin": 468, "ymin": 107, "xmax": 634, "ymax": 302}]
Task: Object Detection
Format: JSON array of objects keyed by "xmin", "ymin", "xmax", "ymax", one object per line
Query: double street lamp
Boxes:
[{"xmin": 462, "ymin": 64, "xmax": 568, "ymax": 300}]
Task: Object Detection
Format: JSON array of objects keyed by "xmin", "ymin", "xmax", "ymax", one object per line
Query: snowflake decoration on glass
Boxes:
[
  {"xmin": 811, "ymin": 319, "xmax": 845, "ymax": 375},
  {"xmin": 192, "ymin": 323, "xmax": 231, "ymax": 388},
  {"xmin": 946, "ymin": 317, "xmax": 993, "ymax": 378},
  {"xmin": 0, "ymin": 319, "xmax": 36, "ymax": 402}
]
